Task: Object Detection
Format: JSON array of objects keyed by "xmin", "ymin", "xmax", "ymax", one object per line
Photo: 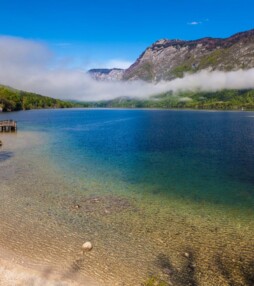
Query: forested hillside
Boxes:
[
  {"xmin": 88, "ymin": 89, "xmax": 254, "ymax": 110},
  {"xmin": 0, "ymin": 86, "xmax": 74, "ymax": 111}
]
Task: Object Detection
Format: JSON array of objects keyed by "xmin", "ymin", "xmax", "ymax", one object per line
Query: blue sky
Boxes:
[{"xmin": 0, "ymin": 0, "xmax": 253, "ymax": 68}]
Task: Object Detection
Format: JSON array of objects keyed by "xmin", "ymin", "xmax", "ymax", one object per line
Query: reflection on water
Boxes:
[{"xmin": 0, "ymin": 110, "xmax": 254, "ymax": 285}]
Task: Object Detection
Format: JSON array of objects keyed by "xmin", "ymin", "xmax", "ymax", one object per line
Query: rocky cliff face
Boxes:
[
  {"xmin": 88, "ymin": 68, "xmax": 124, "ymax": 81},
  {"xmin": 123, "ymin": 29, "xmax": 254, "ymax": 82}
]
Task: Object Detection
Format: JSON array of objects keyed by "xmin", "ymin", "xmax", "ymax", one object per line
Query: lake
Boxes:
[{"xmin": 0, "ymin": 109, "xmax": 254, "ymax": 286}]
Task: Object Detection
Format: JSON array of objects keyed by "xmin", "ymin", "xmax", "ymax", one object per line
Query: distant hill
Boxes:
[
  {"xmin": 1, "ymin": 84, "xmax": 253, "ymax": 111},
  {"xmin": 123, "ymin": 29, "xmax": 254, "ymax": 81},
  {"xmin": 86, "ymin": 89, "xmax": 254, "ymax": 110},
  {"xmin": 0, "ymin": 85, "xmax": 76, "ymax": 112}
]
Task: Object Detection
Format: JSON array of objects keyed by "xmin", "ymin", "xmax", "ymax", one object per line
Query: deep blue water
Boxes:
[{"xmin": 1, "ymin": 108, "xmax": 254, "ymax": 209}]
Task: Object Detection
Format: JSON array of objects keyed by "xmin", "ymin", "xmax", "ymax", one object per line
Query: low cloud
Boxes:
[
  {"xmin": 0, "ymin": 36, "xmax": 254, "ymax": 101},
  {"xmin": 166, "ymin": 69, "xmax": 254, "ymax": 92},
  {"xmin": 0, "ymin": 36, "xmax": 52, "ymax": 70}
]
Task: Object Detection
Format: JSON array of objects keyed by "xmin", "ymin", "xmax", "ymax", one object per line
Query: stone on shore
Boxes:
[{"xmin": 82, "ymin": 242, "xmax": 93, "ymax": 252}]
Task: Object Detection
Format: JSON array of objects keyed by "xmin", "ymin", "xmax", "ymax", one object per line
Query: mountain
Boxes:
[
  {"xmin": 88, "ymin": 68, "xmax": 124, "ymax": 81},
  {"xmin": 123, "ymin": 29, "xmax": 254, "ymax": 82},
  {"xmin": 0, "ymin": 85, "xmax": 76, "ymax": 112}
]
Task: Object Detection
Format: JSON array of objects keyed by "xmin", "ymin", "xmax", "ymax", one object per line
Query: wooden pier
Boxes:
[{"xmin": 0, "ymin": 120, "xmax": 17, "ymax": 132}]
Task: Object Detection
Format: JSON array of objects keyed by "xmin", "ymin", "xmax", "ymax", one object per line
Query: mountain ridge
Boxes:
[
  {"xmin": 88, "ymin": 28, "xmax": 254, "ymax": 82},
  {"xmin": 88, "ymin": 68, "xmax": 124, "ymax": 81},
  {"xmin": 123, "ymin": 28, "xmax": 254, "ymax": 81}
]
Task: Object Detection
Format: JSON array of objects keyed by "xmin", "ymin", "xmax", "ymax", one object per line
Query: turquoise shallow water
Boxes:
[
  {"xmin": 0, "ymin": 109, "xmax": 254, "ymax": 285},
  {"xmin": 2, "ymin": 109, "xmax": 254, "ymax": 208}
]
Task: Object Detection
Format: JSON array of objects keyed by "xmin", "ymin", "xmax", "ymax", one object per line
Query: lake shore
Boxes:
[{"xmin": 0, "ymin": 247, "xmax": 99, "ymax": 286}]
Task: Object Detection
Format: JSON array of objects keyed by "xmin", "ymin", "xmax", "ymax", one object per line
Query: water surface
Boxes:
[{"xmin": 0, "ymin": 109, "xmax": 254, "ymax": 285}]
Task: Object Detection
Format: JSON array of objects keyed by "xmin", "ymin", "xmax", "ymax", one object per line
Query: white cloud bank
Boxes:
[{"xmin": 0, "ymin": 36, "xmax": 254, "ymax": 101}]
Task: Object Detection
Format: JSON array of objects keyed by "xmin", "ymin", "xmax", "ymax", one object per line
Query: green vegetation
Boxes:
[
  {"xmin": 1, "ymin": 84, "xmax": 254, "ymax": 112},
  {"xmin": 87, "ymin": 89, "xmax": 254, "ymax": 110},
  {"xmin": 0, "ymin": 85, "xmax": 77, "ymax": 112}
]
